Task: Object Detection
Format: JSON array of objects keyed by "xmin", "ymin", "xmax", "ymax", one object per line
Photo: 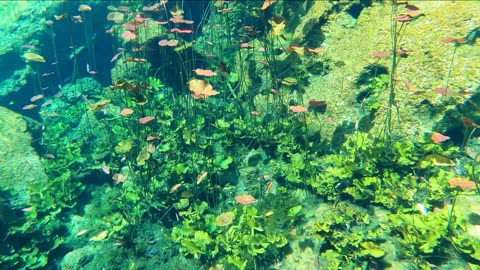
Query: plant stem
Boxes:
[
  {"xmin": 385, "ymin": 3, "xmax": 399, "ymax": 142},
  {"xmin": 471, "ymin": 153, "xmax": 480, "ymax": 194}
]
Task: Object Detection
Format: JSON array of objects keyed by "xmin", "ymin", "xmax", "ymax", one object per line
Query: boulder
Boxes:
[{"xmin": 0, "ymin": 106, "xmax": 48, "ymax": 207}]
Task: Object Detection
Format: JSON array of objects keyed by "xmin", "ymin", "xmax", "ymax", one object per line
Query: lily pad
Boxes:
[{"xmin": 115, "ymin": 140, "xmax": 133, "ymax": 154}]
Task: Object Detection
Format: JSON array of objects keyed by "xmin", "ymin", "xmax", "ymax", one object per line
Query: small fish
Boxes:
[
  {"xmin": 23, "ymin": 44, "xmax": 35, "ymax": 49},
  {"xmin": 76, "ymin": 229, "xmax": 88, "ymax": 236},
  {"xmin": 21, "ymin": 207, "xmax": 33, "ymax": 212},
  {"xmin": 101, "ymin": 165, "xmax": 110, "ymax": 174},
  {"xmin": 265, "ymin": 181, "xmax": 273, "ymax": 193},
  {"xmin": 22, "ymin": 104, "xmax": 38, "ymax": 110},
  {"xmin": 111, "ymin": 52, "xmax": 122, "ymax": 62},
  {"xmin": 41, "ymin": 72, "xmax": 54, "ymax": 77},
  {"xmin": 169, "ymin": 183, "xmax": 182, "ymax": 193},
  {"xmin": 41, "ymin": 100, "xmax": 52, "ymax": 107},
  {"xmin": 416, "ymin": 203, "xmax": 428, "ymax": 216},
  {"xmin": 44, "ymin": 154, "xmax": 56, "ymax": 159},
  {"xmin": 89, "ymin": 230, "xmax": 108, "ymax": 241},
  {"xmin": 196, "ymin": 171, "xmax": 208, "ymax": 184},
  {"xmin": 30, "ymin": 94, "xmax": 44, "ymax": 102}
]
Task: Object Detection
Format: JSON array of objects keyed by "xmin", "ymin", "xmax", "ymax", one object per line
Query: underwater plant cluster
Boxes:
[{"xmin": 0, "ymin": 0, "xmax": 479, "ymax": 269}]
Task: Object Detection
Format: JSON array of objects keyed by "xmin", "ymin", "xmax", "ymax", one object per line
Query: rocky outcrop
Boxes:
[{"xmin": 0, "ymin": 106, "xmax": 48, "ymax": 207}]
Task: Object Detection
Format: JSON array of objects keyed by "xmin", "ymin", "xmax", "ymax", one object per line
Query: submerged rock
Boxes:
[
  {"xmin": 0, "ymin": 106, "xmax": 48, "ymax": 207},
  {"xmin": 61, "ymin": 246, "xmax": 98, "ymax": 270}
]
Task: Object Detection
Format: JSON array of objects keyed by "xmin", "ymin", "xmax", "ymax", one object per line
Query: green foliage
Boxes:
[
  {"xmin": 171, "ymin": 200, "xmax": 293, "ymax": 269},
  {"xmin": 307, "ymin": 132, "xmax": 457, "ymax": 210},
  {"xmin": 8, "ymin": 2, "xmax": 474, "ymax": 269},
  {"xmin": 1, "ymin": 162, "xmax": 80, "ymax": 269},
  {"xmin": 311, "ymin": 202, "xmax": 385, "ymax": 267},
  {"xmin": 360, "ymin": 74, "xmax": 388, "ymax": 112}
]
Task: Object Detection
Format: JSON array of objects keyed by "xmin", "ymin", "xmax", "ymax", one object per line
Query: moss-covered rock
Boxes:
[{"xmin": 0, "ymin": 106, "xmax": 48, "ymax": 207}]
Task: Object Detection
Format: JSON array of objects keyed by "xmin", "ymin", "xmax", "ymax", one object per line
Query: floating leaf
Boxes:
[
  {"xmin": 270, "ymin": 16, "xmax": 285, "ymax": 36},
  {"xmin": 448, "ymin": 177, "xmax": 475, "ymax": 190},
  {"xmin": 285, "ymin": 45, "xmax": 304, "ymax": 55},
  {"xmin": 215, "ymin": 211, "xmax": 235, "ymax": 226},
  {"xmin": 289, "ymin": 105, "xmax": 307, "ymax": 113},
  {"xmin": 115, "ymin": 140, "xmax": 133, "ymax": 153},
  {"xmin": 139, "ymin": 116, "xmax": 155, "ymax": 124},
  {"xmin": 217, "ymin": 156, "xmax": 233, "ymax": 169},
  {"xmin": 107, "ymin": 11, "xmax": 124, "ymax": 23},
  {"xmin": 120, "ymin": 108, "xmax": 134, "ymax": 116},
  {"xmin": 417, "ymin": 154, "xmax": 454, "ymax": 168},
  {"xmin": 24, "ymin": 52, "xmax": 46, "ymax": 62},
  {"xmin": 235, "ymin": 194, "xmax": 256, "ymax": 205},
  {"xmin": 112, "ymin": 173, "xmax": 127, "ymax": 184},
  {"xmin": 188, "ymin": 79, "xmax": 219, "ymax": 99},
  {"xmin": 359, "ymin": 241, "xmax": 385, "ymax": 258},
  {"xmin": 282, "ymin": 77, "xmax": 297, "ymax": 86},
  {"xmin": 431, "ymin": 132, "xmax": 450, "ymax": 144},
  {"xmin": 136, "ymin": 146, "xmax": 150, "ymax": 165},
  {"xmin": 89, "ymin": 99, "xmax": 111, "ymax": 111},
  {"xmin": 193, "ymin": 68, "xmax": 217, "ymax": 77},
  {"xmin": 261, "ymin": 0, "xmax": 277, "ymax": 10},
  {"xmin": 287, "ymin": 205, "xmax": 303, "ymax": 217}
]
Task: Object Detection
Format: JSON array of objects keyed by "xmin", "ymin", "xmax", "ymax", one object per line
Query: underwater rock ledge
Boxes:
[{"xmin": 0, "ymin": 106, "xmax": 48, "ymax": 208}]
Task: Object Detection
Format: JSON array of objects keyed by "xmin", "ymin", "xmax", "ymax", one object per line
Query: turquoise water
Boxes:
[{"xmin": 0, "ymin": 1, "xmax": 479, "ymax": 269}]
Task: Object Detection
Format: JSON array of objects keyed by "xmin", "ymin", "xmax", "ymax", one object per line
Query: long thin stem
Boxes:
[
  {"xmin": 385, "ymin": 3, "xmax": 398, "ymax": 142},
  {"xmin": 445, "ymin": 46, "xmax": 457, "ymax": 90},
  {"xmin": 471, "ymin": 153, "xmax": 480, "ymax": 194}
]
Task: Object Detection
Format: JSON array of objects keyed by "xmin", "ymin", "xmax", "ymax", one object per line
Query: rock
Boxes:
[
  {"xmin": 0, "ymin": 2, "xmax": 61, "ymax": 99},
  {"xmin": 61, "ymin": 246, "xmax": 98, "ymax": 270},
  {"xmin": 455, "ymin": 195, "xmax": 480, "ymax": 242},
  {"xmin": 0, "ymin": 106, "xmax": 48, "ymax": 207}
]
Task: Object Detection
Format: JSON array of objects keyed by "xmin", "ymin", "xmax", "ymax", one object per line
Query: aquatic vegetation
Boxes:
[{"xmin": 1, "ymin": 1, "xmax": 479, "ymax": 269}]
